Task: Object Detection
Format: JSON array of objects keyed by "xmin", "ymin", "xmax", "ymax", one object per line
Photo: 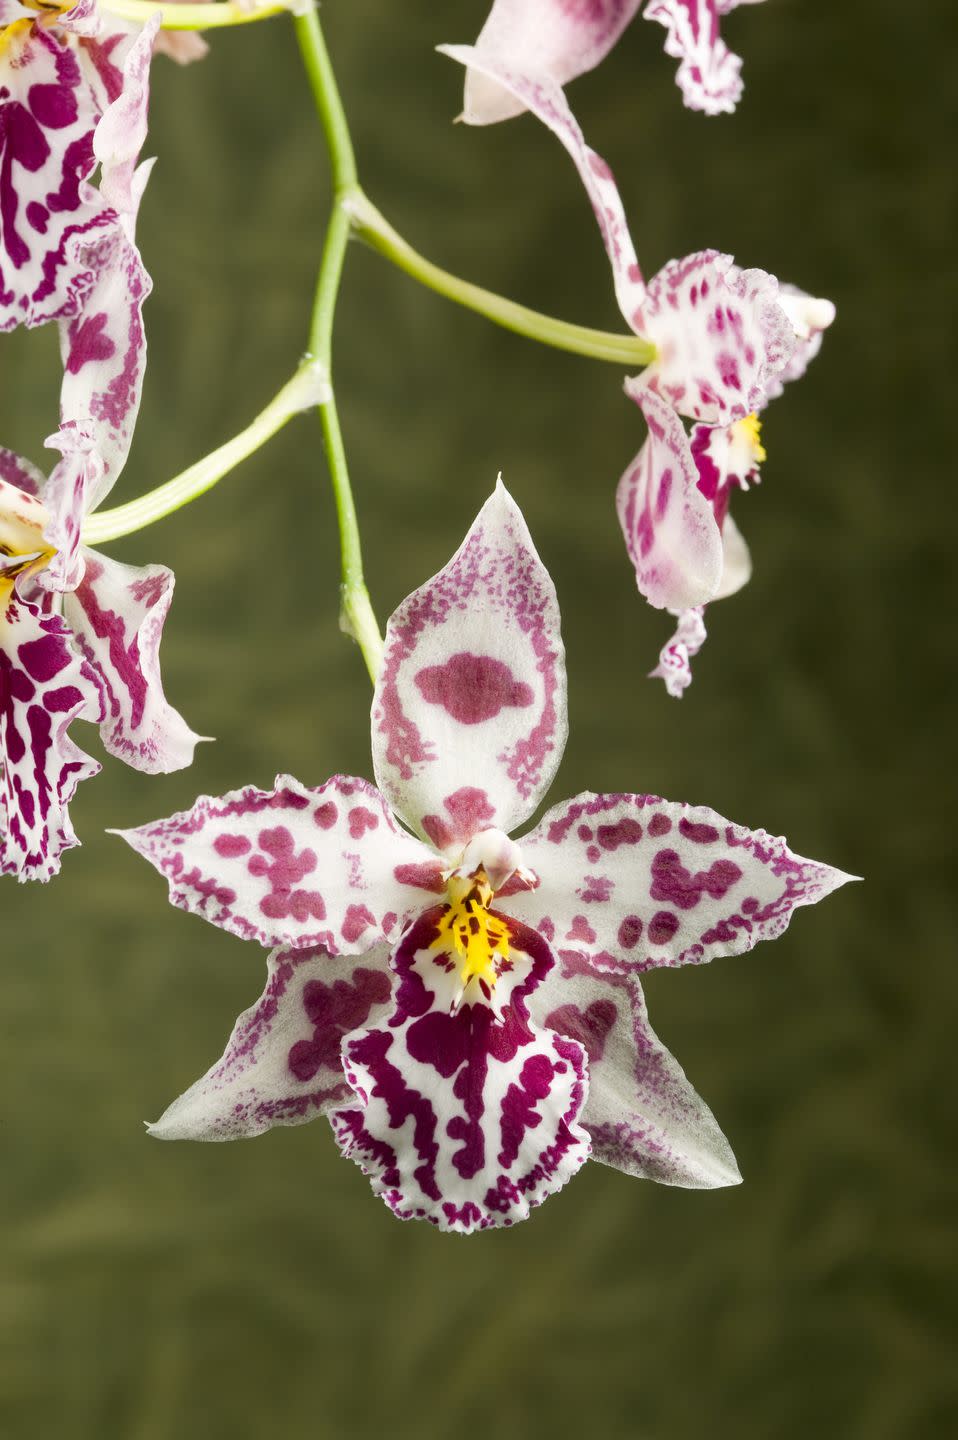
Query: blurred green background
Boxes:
[{"xmin": 2, "ymin": 1, "xmax": 954, "ymax": 1436}]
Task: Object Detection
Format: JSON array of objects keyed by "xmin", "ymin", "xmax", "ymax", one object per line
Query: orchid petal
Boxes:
[
  {"xmin": 636, "ymin": 250, "xmax": 795, "ymax": 424},
  {"xmin": 52, "ymin": 180, "xmax": 152, "ymax": 509},
  {"xmin": 0, "ymin": 447, "xmax": 45, "ymax": 497},
  {"xmin": 533, "ymin": 950, "xmax": 739, "ymax": 1186},
  {"xmin": 617, "ymin": 381, "xmax": 722, "ymax": 612},
  {"xmin": 372, "ymin": 482, "xmax": 567, "ymax": 855},
  {"xmin": 330, "ymin": 909, "xmax": 590, "ymax": 1232},
  {"xmin": 462, "ymin": 0, "xmax": 642, "ymax": 125},
  {"xmin": 0, "ymin": 592, "xmax": 99, "ymax": 880},
  {"xmin": 117, "ymin": 774, "xmax": 444, "ymax": 953},
  {"xmin": 0, "ymin": 19, "xmax": 115, "ymax": 331},
  {"xmin": 149, "ymin": 944, "xmax": 394, "ymax": 1141},
  {"xmin": 765, "ymin": 285, "xmax": 836, "ymax": 401},
  {"xmin": 90, "ymin": 15, "xmax": 158, "ymax": 219},
  {"xmin": 643, "ymin": 0, "xmax": 767, "ymax": 116},
  {"xmin": 499, "ymin": 792, "xmax": 854, "ymax": 974},
  {"xmin": 37, "ymin": 420, "xmax": 101, "ymax": 592},
  {"xmin": 439, "ymin": 45, "xmax": 646, "ymax": 316},
  {"xmin": 648, "ymin": 606, "xmax": 706, "ymax": 698},
  {"xmin": 62, "ymin": 546, "xmax": 201, "ymax": 773},
  {"xmin": 715, "ymin": 511, "xmax": 750, "ymax": 600}
]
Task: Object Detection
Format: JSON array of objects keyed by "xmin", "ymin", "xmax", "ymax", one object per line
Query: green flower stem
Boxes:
[
  {"xmin": 82, "ymin": 362, "xmax": 327, "ymax": 546},
  {"xmin": 345, "ymin": 192, "xmax": 657, "ymax": 368},
  {"xmin": 100, "ymin": 0, "xmax": 292, "ymax": 30},
  {"xmin": 295, "ymin": 6, "xmax": 383, "ymax": 684}
]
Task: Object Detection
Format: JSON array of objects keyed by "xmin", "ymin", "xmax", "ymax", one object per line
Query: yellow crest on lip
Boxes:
[
  {"xmin": 732, "ymin": 412, "xmax": 767, "ymax": 465},
  {"xmin": 431, "ymin": 867, "xmax": 512, "ymax": 1003}
]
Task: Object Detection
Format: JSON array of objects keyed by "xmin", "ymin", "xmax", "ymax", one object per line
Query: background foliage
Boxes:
[{"xmin": 2, "ymin": 1, "xmax": 954, "ymax": 1435}]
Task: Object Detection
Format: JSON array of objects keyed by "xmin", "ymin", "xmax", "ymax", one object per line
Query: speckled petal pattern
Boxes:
[
  {"xmin": 148, "ymin": 944, "xmax": 395, "ymax": 1141},
  {"xmin": 533, "ymin": 949, "xmax": 740, "ymax": 1186},
  {"xmin": 371, "ymin": 482, "xmax": 567, "ymax": 854},
  {"xmin": 63, "ymin": 547, "xmax": 201, "ymax": 773},
  {"xmin": 118, "ymin": 774, "xmax": 445, "ymax": 953},
  {"xmin": 500, "ymin": 792, "xmax": 854, "ymax": 974}
]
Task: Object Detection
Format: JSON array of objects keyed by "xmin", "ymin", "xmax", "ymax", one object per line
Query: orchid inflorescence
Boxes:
[{"xmin": 1, "ymin": 0, "xmax": 853, "ymax": 1231}]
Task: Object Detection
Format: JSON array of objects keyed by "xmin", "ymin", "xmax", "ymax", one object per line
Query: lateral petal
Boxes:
[
  {"xmin": 117, "ymin": 774, "xmax": 443, "ymax": 953},
  {"xmin": 500, "ymin": 792, "xmax": 855, "ymax": 974},
  {"xmin": 63, "ymin": 546, "xmax": 201, "ymax": 773},
  {"xmin": 440, "ymin": 44, "xmax": 646, "ymax": 317}
]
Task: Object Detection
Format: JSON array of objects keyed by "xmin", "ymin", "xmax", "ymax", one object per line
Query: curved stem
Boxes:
[
  {"xmin": 345, "ymin": 192, "xmax": 656, "ymax": 368},
  {"xmin": 83, "ymin": 362, "xmax": 328, "ymax": 546},
  {"xmin": 295, "ymin": 7, "xmax": 383, "ymax": 684},
  {"xmin": 101, "ymin": 0, "xmax": 292, "ymax": 30}
]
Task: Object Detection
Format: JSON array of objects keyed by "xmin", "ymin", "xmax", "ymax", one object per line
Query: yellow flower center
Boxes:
[
  {"xmin": 431, "ymin": 867, "xmax": 512, "ymax": 1005},
  {"xmin": 732, "ymin": 412, "xmax": 767, "ymax": 466},
  {"xmin": 1, "ymin": 2, "xmax": 70, "ymax": 53},
  {"xmin": 0, "ymin": 482, "xmax": 55, "ymax": 610}
]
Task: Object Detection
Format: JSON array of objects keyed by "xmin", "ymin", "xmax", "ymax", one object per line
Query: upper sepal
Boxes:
[{"xmin": 371, "ymin": 481, "xmax": 568, "ymax": 853}]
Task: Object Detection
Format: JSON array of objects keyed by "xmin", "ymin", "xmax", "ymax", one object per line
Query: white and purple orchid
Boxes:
[
  {"xmin": 0, "ymin": 438, "xmax": 200, "ymax": 880},
  {"xmin": 0, "ymin": 0, "xmax": 159, "ymax": 335},
  {"xmin": 461, "ymin": 0, "xmax": 769, "ymax": 125},
  {"xmin": 1, "ymin": 4, "xmax": 199, "ymax": 881},
  {"xmin": 120, "ymin": 485, "xmax": 850, "ymax": 1233},
  {"xmin": 443, "ymin": 47, "xmax": 834, "ymax": 695}
]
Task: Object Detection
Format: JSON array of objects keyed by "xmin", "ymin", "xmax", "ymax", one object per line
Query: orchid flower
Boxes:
[
  {"xmin": 120, "ymin": 485, "xmax": 851, "ymax": 1233},
  {"xmin": 1, "ymin": 7, "xmax": 199, "ymax": 880},
  {"xmin": 0, "ymin": 0, "xmax": 160, "ymax": 336},
  {"xmin": 442, "ymin": 46, "xmax": 834, "ymax": 695},
  {"xmin": 461, "ymin": 0, "xmax": 769, "ymax": 125},
  {"xmin": 0, "ymin": 434, "xmax": 200, "ymax": 880}
]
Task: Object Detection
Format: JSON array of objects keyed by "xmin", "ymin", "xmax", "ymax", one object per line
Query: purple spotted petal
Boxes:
[
  {"xmin": 0, "ymin": 446, "xmax": 45, "ymax": 497},
  {"xmin": 643, "ymin": 0, "xmax": 768, "ymax": 116},
  {"xmin": 372, "ymin": 482, "xmax": 567, "ymax": 855},
  {"xmin": 149, "ymin": 944, "xmax": 394, "ymax": 1142},
  {"xmin": 0, "ymin": 590, "xmax": 100, "ymax": 880},
  {"xmin": 499, "ymin": 792, "xmax": 854, "ymax": 974},
  {"xmin": 440, "ymin": 45, "xmax": 646, "ymax": 316},
  {"xmin": 52, "ymin": 184, "xmax": 152, "ymax": 512},
  {"xmin": 62, "ymin": 547, "xmax": 200, "ymax": 773},
  {"xmin": 635, "ymin": 250, "xmax": 795, "ymax": 424},
  {"xmin": 117, "ymin": 774, "xmax": 444, "ymax": 953},
  {"xmin": 617, "ymin": 381, "xmax": 722, "ymax": 612},
  {"xmin": 330, "ymin": 909, "xmax": 590, "ymax": 1232},
  {"xmin": 0, "ymin": 15, "xmax": 115, "ymax": 331},
  {"xmin": 533, "ymin": 949, "xmax": 739, "ymax": 1186},
  {"xmin": 461, "ymin": 0, "xmax": 642, "ymax": 125}
]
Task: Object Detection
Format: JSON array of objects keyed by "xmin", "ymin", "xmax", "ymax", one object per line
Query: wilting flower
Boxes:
[
  {"xmin": 121, "ymin": 485, "xmax": 850, "ymax": 1233},
  {"xmin": 442, "ymin": 47, "xmax": 834, "ymax": 694},
  {"xmin": 461, "ymin": 0, "xmax": 769, "ymax": 124}
]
